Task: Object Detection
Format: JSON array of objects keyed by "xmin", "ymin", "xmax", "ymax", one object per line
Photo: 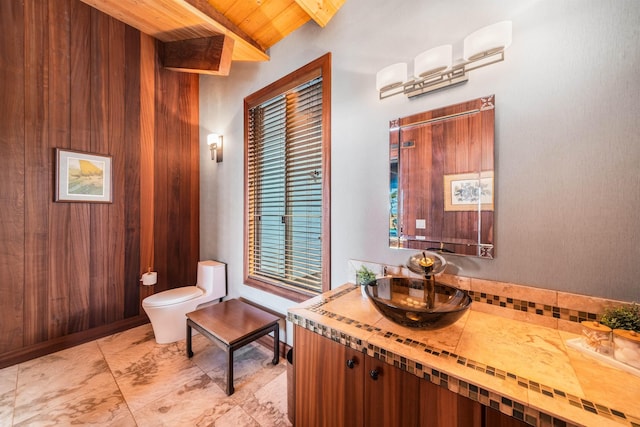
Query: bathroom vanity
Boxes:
[
  {"xmin": 294, "ymin": 325, "xmax": 488, "ymax": 427},
  {"xmin": 289, "ymin": 284, "xmax": 640, "ymax": 427}
]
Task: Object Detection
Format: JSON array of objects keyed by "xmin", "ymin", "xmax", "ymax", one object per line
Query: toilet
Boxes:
[{"xmin": 142, "ymin": 260, "xmax": 226, "ymax": 344}]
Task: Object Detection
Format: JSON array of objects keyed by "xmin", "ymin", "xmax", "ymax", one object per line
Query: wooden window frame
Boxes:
[{"xmin": 244, "ymin": 53, "xmax": 331, "ymax": 302}]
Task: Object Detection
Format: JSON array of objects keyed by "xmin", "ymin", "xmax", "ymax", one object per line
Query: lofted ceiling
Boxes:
[{"xmin": 80, "ymin": 0, "xmax": 345, "ymax": 75}]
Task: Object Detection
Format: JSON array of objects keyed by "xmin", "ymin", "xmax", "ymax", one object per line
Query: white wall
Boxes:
[{"xmin": 199, "ymin": 0, "xmax": 640, "ymax": 319}]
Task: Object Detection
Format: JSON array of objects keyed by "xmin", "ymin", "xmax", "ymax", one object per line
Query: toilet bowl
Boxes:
[{"xmin": 142, "ymin": 260, "xmax": 226, "ymax": 344}]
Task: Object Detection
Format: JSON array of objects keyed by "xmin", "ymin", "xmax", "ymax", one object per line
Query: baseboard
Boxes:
[
  {"xmin": 0, "ymin": 315, "xmax": 150, "ymax": 369},
  {"xmin": 255, "ymin": 334, "xmax": 291, "ymax": 360},
  {"xmin": 238, "ymin": 297, "xmax": 291, "ymax": 358}
]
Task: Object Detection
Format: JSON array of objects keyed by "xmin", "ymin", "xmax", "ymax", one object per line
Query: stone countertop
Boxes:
[{"xmin": 288, "ymin": 283, "xmax": 640, "ymax": 427}]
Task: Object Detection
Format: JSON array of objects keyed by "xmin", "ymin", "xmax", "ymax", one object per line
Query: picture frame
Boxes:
[
  {"xmin": 55, "ymin": 148, "xmax": 112, "ymax": 203},
  {"xmin": 443, "ymin": 171, "xmax": 494, "ymax": 212}
]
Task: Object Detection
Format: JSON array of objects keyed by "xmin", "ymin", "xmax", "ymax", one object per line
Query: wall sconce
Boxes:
[
  {"xmin": 207, "ymin": 133, "xmax": 223, "ymax": 163},
  {"xmin": 377, "ymin": 21, "xmax": 512, "ymax": 100}
]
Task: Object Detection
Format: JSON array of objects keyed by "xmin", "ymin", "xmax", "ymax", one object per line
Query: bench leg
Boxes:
[
  {"xmin": 226, "ymin": 348, "xmax": 234, "ymax": 395},
  {"xmin": 186, "ymin": 322, "xmax": 194, "ymax": 358},
  {"xmin": 272, "ymin": 324, "xmax": 279, "ymax": 365}
]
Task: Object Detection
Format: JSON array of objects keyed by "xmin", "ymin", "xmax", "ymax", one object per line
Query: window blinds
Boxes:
[{"xmin": 247, "ymin": 77, "xmax": 323, "ymax": 293}]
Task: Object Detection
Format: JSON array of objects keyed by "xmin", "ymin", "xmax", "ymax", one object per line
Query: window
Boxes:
[{"xmin": 244, "ymin": 54, "xmax": 331, "ymax": 302}]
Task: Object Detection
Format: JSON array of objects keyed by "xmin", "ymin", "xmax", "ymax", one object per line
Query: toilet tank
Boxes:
[{"xmin": 197, "ymin": 260, "xmax": 226, "ymax": 300}]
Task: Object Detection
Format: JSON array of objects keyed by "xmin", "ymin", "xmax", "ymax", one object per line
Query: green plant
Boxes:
[
  {"xmin": 356, "ymin": 265, "xmax": 377, "ymax": 285},
  {"xmin": 600, "ymin": 303, "xmax": 640, "ymax": 332}
]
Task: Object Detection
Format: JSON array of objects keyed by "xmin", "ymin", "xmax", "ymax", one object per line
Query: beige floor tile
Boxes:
[
  {"xmin": 13, "ymin": 341, "xmax": 119, "ymax": 424},
  {"xmin": 248, "ymin": 371, "xmax": 291, "ymax": 426},
  {"xmin": 112, "ymin": 344, "xmax": 206, "ymax": 412},
  {"xmin": 0, "ymin": 324, "xmax": 290, "ymax": 427},
  {"xmin": 13, "ymin": 388, "xmax": 132, "ymax": 427},
  {"xmin": 0, "ymin": 365, "xmax": 18, "ymax": 426},
  {"xmin": 194, "ymin": 339, "xmax": 285, "ymax": 399},
  {"xmin": 213, "ymin": 405, "xmax": 261, "ymax": 427},
  {"xmin": 132, "ymin": 373, "xmax": 237, "ymax": 427}
]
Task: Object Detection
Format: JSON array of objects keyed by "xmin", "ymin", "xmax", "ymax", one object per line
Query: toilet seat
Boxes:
[{"xmin": 142, "ymin": 286, "xmax": 203, "ymax": 307}]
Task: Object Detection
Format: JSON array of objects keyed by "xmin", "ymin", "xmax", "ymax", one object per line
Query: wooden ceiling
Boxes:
[{"xmin": 80, "ymin": 0, "xmax": 345, "ymax": 75}]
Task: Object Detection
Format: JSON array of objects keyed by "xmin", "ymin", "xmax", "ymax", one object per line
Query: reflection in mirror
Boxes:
[{"xmin": 389, "ymin": 95, "xmax": 495, "ymax": 258}]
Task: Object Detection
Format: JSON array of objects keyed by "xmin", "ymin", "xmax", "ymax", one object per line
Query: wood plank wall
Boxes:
[{"xmin": 0, "ymin": 0, "xmax": 200, "ymax": 367}]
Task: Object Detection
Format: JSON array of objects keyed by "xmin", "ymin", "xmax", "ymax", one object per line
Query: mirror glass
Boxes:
[{"xmin": 389, "ymin": 95, "xmax": 495, "ymax": 258}]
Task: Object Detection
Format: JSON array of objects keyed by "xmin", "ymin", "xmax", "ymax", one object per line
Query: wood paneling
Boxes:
[
  {"xmin": 107, "ymin": 16, "xmax": 127, "ymax": 324},
  {"xmin": 139, "ymin": 33, "xmax": 156, "ymax": 307},
  {"xmin": 154, "ymin": 63, "xmax": 200, "ymax": 290},
  {"xmin": 153, "ymin": 56, "xmax": 171, "ymax": 292},
  {"xmin": 88, "ymin": 7, "xmax": 108, "ymax": 329},
  {"xmin": 24, "ymin": 0, "xmax": 50, "ymax": 346},
  {"xmin": 48, "ymin": 0, "xmax": 72, "ymax": 338},
  {"xmin": 0, "ymin": 0, "xmax": 200, "ymax": 368},
  {"xmin": 124, "ymin": 25, "xmax": 143, "ymax": 318},
  {"xmin": 68, "ymin": 0, "xmax": 92, "ymax": 334},
  {"xmin": 0, "ymin": 0, "xmax": 26, "ymax": 353}
]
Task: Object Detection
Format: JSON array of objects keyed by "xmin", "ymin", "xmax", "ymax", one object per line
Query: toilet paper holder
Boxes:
[{"xmin": 141, "ymin": 267, "xmax": 157, "ymax": 286}]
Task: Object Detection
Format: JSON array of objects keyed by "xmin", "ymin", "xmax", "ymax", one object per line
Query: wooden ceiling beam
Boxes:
[
  {"xmin": 79, "ymin": 0, "xmax": 269, "ymax": 62},
  {"xmin": 79, "ymin": 0, "xmax": 347, "ymax": 66},
  {"xmin": 294, "ymin": 0, "xmax": 346, "ymax": 27},
  {"xmin": 183, "ymin": 0, "xmax": 268, "ymax": 60},
  {"xmin": 159, "ymin": 35, "xmax": 234, "ymax": 75}
]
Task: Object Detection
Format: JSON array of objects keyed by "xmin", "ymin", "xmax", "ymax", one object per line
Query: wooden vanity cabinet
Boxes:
[
  {"xmin": 484, "ymin": 407, "xmax": 530, "ymax": 427},
  {"xmin": 294, "ymin": 325, "xmax": 364, "ymax": 426},
  {"xmin": 295, "ymin": 325, "xmax": 420, "ymax": 427},
  {"xmin": 419, "ymin": 379, "xmax": 482, "ymax": 427},
  {"xmin": 365, "ymin": 354, "xmax": 421, "ymax": 427},
  {"xmin": 294, "ymin": 325, "xmax": 517, "ymax": 427},
  {"xmin": 295, "ymin": 326, "xmax": 478, "ymax": 427}
]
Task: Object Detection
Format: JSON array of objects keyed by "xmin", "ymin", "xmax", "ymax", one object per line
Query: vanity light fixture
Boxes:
[
  {"xmin": 376, "ymin": 62, "xmax": 408, "ymax": 92},
  {"xmin": 377, "ymin": 21, "xmax": 512, "ymax": 100},
  {"xmin": 207, "ymin": 133, "xmax": 223, "ymax": 163}
]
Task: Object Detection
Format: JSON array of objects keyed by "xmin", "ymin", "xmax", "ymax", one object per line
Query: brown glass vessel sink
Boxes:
[{"xmin": 364, "ymin": 276, "xmax": 471, "ymax": 329}]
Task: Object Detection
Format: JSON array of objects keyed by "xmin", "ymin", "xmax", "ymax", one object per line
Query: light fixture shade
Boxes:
[
  {"xmin": 376, "ymin": 62, "xmax": 407, "ymax": 92},
  {"xmin": 414, "ymin": 45, "xmax": 453, "ymax": 78},
  {"xmin": 463, "ymin": 21, "xmax": 512, "ymax": 61},
  {"xmin": 207, "ymin": 133, "xmax": 221, "ymax": 146}
]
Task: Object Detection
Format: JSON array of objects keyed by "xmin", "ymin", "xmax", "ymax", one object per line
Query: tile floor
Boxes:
[{"xmin": 0, "ymin": 324, "xmax": 292, "ymax": 426}]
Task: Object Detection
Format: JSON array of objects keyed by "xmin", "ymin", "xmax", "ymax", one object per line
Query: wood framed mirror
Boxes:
[{"xmin": 389, "ymin": 95, "xmax": 495, "ymax": 258}]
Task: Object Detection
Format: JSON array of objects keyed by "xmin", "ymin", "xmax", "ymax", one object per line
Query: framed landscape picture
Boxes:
[{"xmin": 55, "ymin": 149, "xmax": 112, "ymax": 203}]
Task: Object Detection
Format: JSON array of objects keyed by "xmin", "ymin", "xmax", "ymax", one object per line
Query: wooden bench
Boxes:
[{"xmin": 186, "ymin": 298, "xmax": 280, "ymax": 395}]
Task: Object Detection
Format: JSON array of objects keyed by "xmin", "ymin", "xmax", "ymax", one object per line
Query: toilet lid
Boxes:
[{"xmin": 142, "ymin": 286, "xmax": 203, "ymax": 307}]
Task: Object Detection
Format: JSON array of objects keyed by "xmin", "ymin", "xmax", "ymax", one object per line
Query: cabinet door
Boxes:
[
  {"xmin": 419, "ymin": 379, "xmax": 482, "ymax": 427},
  {"xmin": 484, "ymin": 407, "xmax": 530, "ymax": 427},
  {"xmin": 294, "ymin": 326, "xmax": 364, "ymax": 427},
  {"xmin": 364, "ymin": 355, "xmax": 421, "ymax": 427}
]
